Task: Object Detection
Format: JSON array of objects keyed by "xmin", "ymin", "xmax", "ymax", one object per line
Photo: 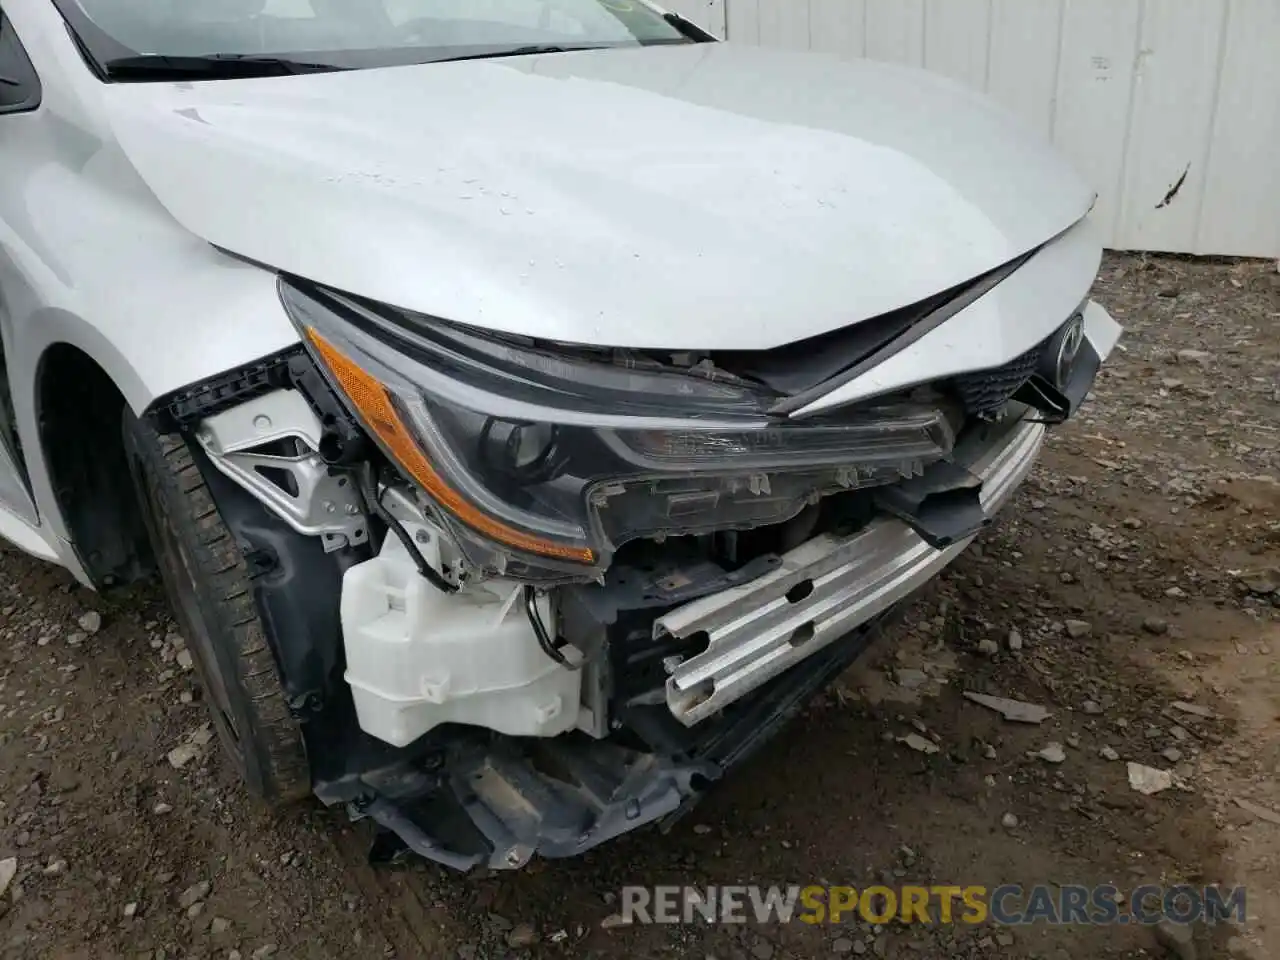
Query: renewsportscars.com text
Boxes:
[{"xmin": 618, "ymin": 884, "xmax": 1246, "ymax": 927}]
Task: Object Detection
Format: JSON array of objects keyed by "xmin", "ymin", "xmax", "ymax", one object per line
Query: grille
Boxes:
[{"xmin": 951, "ymin": 341, "xmax": 1043, "ymax": 418}]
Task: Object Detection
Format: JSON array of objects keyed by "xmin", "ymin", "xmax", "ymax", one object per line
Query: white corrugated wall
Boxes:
[{"xmin": 664, "ymin": 0, "xmax": 1279, "ymax": 257}]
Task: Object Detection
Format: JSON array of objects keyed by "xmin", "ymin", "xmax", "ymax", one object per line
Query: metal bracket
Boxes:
[
  {"xmin": 656, "ymin": 418, "xmax": 1046, "ymax": 725},
  {"xmin": 196, "ymin": 389, "xmax": 368, "ymax": 553}
]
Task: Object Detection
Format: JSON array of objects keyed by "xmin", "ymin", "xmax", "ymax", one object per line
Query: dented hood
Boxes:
[{"xmin": 103, "ymin": 42, "xmax": 1094, "ymax": 350}]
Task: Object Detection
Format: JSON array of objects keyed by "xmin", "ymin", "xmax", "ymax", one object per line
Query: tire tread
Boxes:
[{"xmin": 126, "ymin": 414, "xmax": 310, "ymax": 804}]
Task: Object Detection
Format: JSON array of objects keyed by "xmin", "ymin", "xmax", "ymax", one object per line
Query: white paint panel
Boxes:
[
  {"xmin": 1051, "ymin": 0, "xmax": 1142, "ymax": 243},
  {"xmin": 757, "ymin": 0, "xmax": 810, "ymax": 50},
  {"xmin": 725, "ymin": 0, "xmax": 759, "ymax": 43},
  {"xmin": 865, "ymin": 0, "xmax": 925, "ymax": 66},
  {"xmin": 1114, "ymin": 0, "xmax": 1227, "ymax": 251},
  {"xmin": 809, "ymin": 0, "xmax": 867, "ymax": 58},
  {"xmin": 986, "ymin": 0, "xmax": 1063, "ymax": 140},
  {"xmin": 1196, "ymin": 0, "xmax": 1280, "ymax": 256},
  {"xmin": 725, "ymin": 0, "xmax": 1280, "ymax": 255},
  {"xmin": 923, "ymin": 0, "xmax": 991, "ymax": 89}
]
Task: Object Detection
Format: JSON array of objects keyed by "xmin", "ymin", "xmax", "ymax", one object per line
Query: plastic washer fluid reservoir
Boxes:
[{"xmin": 340, "ymin": 534, "xmax": 581, "ymax": 748}]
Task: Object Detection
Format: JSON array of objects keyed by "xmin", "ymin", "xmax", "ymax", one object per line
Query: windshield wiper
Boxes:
[
  {"xmin": 663, "ymin": 12, "xmax": 717, "ymax": 41},
  {"xmin": 102, "ymin": 53, "xmax": 348, "ymax": 81},
  {"xmin": 430, "ymin": 44, "xmax": 610, "ymax": 64}
]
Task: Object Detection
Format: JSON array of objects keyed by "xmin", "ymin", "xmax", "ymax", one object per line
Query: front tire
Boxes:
[{"xmin": 123, "ymin": 409, "xmax": 311, "ymax": 804}]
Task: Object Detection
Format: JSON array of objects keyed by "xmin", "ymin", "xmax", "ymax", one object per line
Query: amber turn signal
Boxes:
[{"xmin": 305, "ymin": 328, "xmax": 595, "ymax": 564}]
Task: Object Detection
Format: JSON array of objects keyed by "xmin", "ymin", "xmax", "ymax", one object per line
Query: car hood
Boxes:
[{"xmin": 102, "ymin": 42, "xmax": 1094, "ymax": 351}]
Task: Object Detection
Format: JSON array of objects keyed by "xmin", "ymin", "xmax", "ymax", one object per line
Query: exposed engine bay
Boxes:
[{"xmin": 150, "ymin": 227, "xmax": 1120, "ymax": 871}]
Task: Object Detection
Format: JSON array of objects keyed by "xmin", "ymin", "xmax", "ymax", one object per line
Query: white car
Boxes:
[{"xmin": 0, "ymin": 0, "xmax": 1119, "ymax": 869}]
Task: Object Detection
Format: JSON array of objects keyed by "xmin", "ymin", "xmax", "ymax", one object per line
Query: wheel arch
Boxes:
[
  {"xmin": 33, "ymin": 340, "xmax": 153, "ymax": 587},
  {"xmin": 14, "ymin": 288, "xmax": 295, "ymax": 584}
]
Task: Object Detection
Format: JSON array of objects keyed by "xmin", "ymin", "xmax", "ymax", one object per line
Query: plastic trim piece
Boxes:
[{"xmin": 771, "ymin": 249, "xmax": 1036, "ymax": 418}]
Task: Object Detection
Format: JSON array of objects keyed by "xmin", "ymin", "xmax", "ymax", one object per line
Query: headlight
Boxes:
[{"xmin": 280, "ymin": 279, "xmax": 956, "ymax": 577}]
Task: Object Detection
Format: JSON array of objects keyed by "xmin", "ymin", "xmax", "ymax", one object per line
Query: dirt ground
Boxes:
[{"xmin": 1, "ymin": 253, "xmax": 1278, "ymax": 960}]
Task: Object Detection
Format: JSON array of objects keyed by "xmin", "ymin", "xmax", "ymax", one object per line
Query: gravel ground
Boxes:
[{"xmin": 0, "ymin": 253, "xmax": 1277, "ymax": 960}]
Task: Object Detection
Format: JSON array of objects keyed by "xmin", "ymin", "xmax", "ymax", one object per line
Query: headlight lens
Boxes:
[
  {"xmin": 281, "ymin": 280, "xmax": 956, "ymax": 576},
  {"xmin": 306, "ymin": 328, "xmax": 597, "ymax": 563}
]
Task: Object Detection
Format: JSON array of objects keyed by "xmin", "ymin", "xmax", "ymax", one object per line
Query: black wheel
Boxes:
[{"xmin": 123, "ymin": 408, "xmax": 311, "ymax": 804}]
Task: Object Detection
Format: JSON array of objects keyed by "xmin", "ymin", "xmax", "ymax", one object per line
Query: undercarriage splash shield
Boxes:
[{"xmin": 342, "ymin": 610, "xmax": 893, "ymax": 872}]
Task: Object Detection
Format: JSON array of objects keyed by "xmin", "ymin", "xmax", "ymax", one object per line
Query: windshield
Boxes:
[{"xmin": 53, "ymin": 0, "xmax": 692, "ymax": 74}]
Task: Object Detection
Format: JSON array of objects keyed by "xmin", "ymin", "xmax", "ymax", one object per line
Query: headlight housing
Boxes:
[{"xmin": 280, "ymin": 279, "xmax": 957, "ymax": 578}]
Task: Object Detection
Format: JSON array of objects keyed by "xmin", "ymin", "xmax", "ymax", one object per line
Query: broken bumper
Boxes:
[
  {"xmin": 658, "ymin": 414, "xmax": 1045, "ymax": 725},
  {"xmin": 320, "ymin": 299, "xmax": 1119, "ymax": 870},
  {"xmin": 326, "ymin": 413, "xmax": 1048, "ymax": 872},
  {"xmin": 341, "ymin": 608, "xmax": 897, "ymax": 871}
]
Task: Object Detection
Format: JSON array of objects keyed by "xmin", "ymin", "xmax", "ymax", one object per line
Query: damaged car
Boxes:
[{"xmin": 0, "ymin": 0, "xmax": 1120, "ymax": 869}]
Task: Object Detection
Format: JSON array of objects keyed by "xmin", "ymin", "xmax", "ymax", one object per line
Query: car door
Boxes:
[{"xmin": 0, "ymin": 4, "xmax": 43, "ymax": 525}]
